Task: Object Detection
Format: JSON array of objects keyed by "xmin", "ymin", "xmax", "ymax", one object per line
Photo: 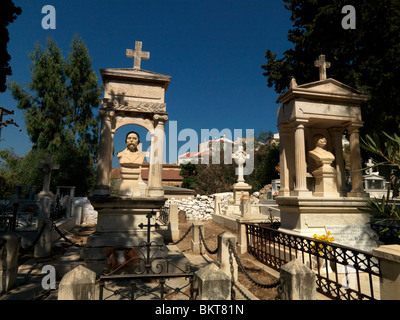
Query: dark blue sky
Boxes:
[{"xmin": 1, "ymin": 0, "xmax": 294, "ymax": 166}]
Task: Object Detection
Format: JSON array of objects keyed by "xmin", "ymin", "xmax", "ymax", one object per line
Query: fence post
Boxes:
[
  {"xmin": 236, "ymin": 218, "xmax": 252, "ymax": 254},
  {"xmin": 373, "ymin": 244, "xmax": 400, "ymax": 300},
  {"xmin": 279, "ymin": 259, "xmax": 316, "ymax": 300},
  {"xmin": 217, "ymin": 231, "xmax": 238, "ymax": 281},
  {"xmin": 169, "ymin": 203, "xmax": 179, "ymax": 242},
  {"xmin": 214, "ymin": 196, "xmax": 222, "ymax": 215},
  {"xmin": 0, "ymin": 232, "xmax": 21, "ymax": 292},
  {"xmin": 191, "ymin": 221, "xmax": 204, "ymax": 254},
  {"xmin": 194, "ymin": 263, "xmax": 231, "ymax": 300},
  {"xmin": 34, "ymin": 194, "xmax": 52, "ymax": 258},
  {"xmin": 58, "ymin": 265, "xmax": 96, "ymax": 300}
]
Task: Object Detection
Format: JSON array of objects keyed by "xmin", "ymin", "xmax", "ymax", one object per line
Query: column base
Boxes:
[
  {"xmin": 92, "ymin": 185, "xmax": 110, "ymax": 196},
  {"xmin": 292, "ymin": 189, "xmax": 313, "ymax": 197},
  {"xmin": 147, "ymin": 187, "xmax": 164, "ymax": 198},
  {"xmin": 348, "ymin": 190, "xmax": 368, "ymax": 198}
]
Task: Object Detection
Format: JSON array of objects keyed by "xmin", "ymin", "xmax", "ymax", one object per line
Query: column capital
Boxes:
[
  {"xmin": 346, "ymin": 122, "xmax": 363, "ymax": 133},
  {"xmin": 329, "ymin": 127, "xmax": 345, "ymax": 134},
  {"xmin": 153, "ymin": 114, "xmax": 168, "ymax": 125},
  {"xmin": 278, "ymin": 123, "xmax": 293, "ymax": 135},
  {"xmin": 99, "ymin": 108, "xmax": 115, "ymax": 120},
  {"xmin": 291, "ymin": 119, "xmax": 309, "ymax": 129}
]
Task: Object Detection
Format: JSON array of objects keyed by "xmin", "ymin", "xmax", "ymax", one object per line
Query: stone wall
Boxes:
[
  {"xmin": 164, "ymin": 193, "xmax": 232, "ymax": 221},
  {"xmin": 72, "ymin": 197, "xmax": 98, "ymax": 225}
]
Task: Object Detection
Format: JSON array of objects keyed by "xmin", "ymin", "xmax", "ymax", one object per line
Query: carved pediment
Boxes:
[
  {"xmin": 297, "ymin": 79, "xmax": 363, "ymax": 95},
  {"xmin": 278, "ymin": 78, "xmax": 368, "ymax": 104}
]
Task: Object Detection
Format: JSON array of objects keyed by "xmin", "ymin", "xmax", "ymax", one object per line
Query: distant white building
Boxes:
[
  {"xmin": 265, "ymin": 133, "xmax": 280, "ymax": 146},
  {"xmin": 178, "ymin": 135, "xmax": 244, "ymax": 165}
]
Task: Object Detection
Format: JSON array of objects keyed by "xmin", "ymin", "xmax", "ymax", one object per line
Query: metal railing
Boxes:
[
  {"xmin": 98, "ymin": 212, "xmax": 196, "ymax": 300},
  {"xmin": 158, "ymin": 205, "xmax": 169, "ymax": 226},
  {"xmin": 245, "ymin": 223, "xmax": 381, "ymax": 300}
]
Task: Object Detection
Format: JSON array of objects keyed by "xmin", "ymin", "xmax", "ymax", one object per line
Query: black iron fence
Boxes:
[
  {"xmin": 158, "ymin": 205, "xmax": 169, "ymax": 226},
  {"xmin": 98, "ymin": 212, "xmax": 196, "ymax": 300},
  {"xmin": 245, "ymin": 223, "xmax": 381, "ymax": 300},
  {"xmin": 0, "ymin": 201, "xmax": 18, "ymax": 231}
]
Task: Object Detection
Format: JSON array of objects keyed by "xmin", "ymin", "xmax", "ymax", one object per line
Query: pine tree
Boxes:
[
  {"xmin": 262, "ymin": 0, "xmax": 400, "ymax": 139},
  {"xmin": 0, "ymin": 0, "xmax": 22, "ymax": 92},
  {"xmin": 8, "ymin": 35, "xmax": 102, "ymax": 195}
]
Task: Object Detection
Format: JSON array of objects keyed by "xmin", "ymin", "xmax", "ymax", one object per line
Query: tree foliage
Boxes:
[
  {"xmin": 360, "ymin": 131, "xmax": 400, "ymax": 237},
  {"xmin": 7, "ymin": 35, "xmax": 102, "ymax": 196},
  {"xmin": 246, "ymin": 132, "xmax": 280, "ymax": 192},
  {"xmin": 179, "ymin": 162, "xmax": 199, "ymax": 189},
  {"xmin": 262, "ymin": 0, "xmax": 400, "ymax": 138},
  {"xmin": 0, "ymin": 0, "xmax": 21, "ymax": 92}
]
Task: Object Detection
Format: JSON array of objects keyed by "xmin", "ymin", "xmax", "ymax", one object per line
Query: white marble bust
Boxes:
[{"xmin": 308, "ymin": 134, "xmax": 335, "ymax": 165}]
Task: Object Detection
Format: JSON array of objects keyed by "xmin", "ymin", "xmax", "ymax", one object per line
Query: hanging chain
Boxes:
[
  {"xmin": 228, "ymin": 240, "xmax": 236, "ymax": 300},
  {"xmin": 198, "ymin": 226, "xmax": 219, "ymax": 254},
  {"xmin": 169, "ymin": 224, "xmax": 194, "ymax": 245},
  {"xmin": 228, "ymin": 240, "xmax": 281, "ymax": 289}
]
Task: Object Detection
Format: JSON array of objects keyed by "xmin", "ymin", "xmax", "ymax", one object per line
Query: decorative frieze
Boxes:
[{"xmin": 102, "ymin": 98, "xmax": 166, "ymax": 113}]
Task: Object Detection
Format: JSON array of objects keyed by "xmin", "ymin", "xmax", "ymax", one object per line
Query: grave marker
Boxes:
[{"xmin": 325, "ymin": 225, "xmax": 380, "ymax": 252}]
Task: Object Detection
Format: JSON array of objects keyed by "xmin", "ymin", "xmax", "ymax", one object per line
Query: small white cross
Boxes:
[
  {"xmin": 38, "ymin": 156, "xmax": 59, "ymax": 193},
  {"xmin": 126, "ymin": 41, "xmax": 150, "ymax": 70},
  {"xmin": 314, "ymin": 54, "xmax": 331, "ymax": 80},
  {"xmin": 365, "ymin": 158, "xmax": 375, "ymax": 175}
]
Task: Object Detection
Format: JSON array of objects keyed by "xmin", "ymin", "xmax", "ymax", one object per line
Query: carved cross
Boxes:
[
  {"xmin": 232, "ymin": 143, "xmax": 249, "ymax": 183},
  {"xmin": 365, "ymin": 158, "xmax": 375, "ymax": 175},
  {"xmin": 126, "ymin": 41, "xmax": 150, "ymax": 70},
  {"xmin": 38, "ymin": 156, "xmax": 59, "ymax": 193},
  {"xmin": 314, "ymin": 54, "xmax": 331, "ymax": 80}
]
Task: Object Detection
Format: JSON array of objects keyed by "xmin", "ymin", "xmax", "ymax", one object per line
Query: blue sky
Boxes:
[{"xmin": 1, "ymin": 0, "xmax": 294, "ymax": 167}]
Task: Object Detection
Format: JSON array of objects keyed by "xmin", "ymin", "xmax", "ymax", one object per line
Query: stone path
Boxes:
[{"xmin": 0, "ymin": 223, "xmax": 263, "ymax": 300}]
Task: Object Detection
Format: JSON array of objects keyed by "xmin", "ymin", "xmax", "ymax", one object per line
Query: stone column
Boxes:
[
  {"xmin": 236, "ymin": 218, "xmax": 251, "ymax": 254},
  {"xmin": 214, "ymin": 196, "xmax": 222, "ymax": 215},
  {"xmin": 34, "ymin": 195, "xmax": 52, "ymax": 258},
  {"xmin": 93, "ymin": 107, "xmax": 114, "ymax": 196},
  {"xmin": 147, "ymin": 114, "xmax": 168, "ymax": 198},
  {"xmin": 168, "ymin": 203, "xmax": 179, "ymax": 242},
  {"xmin": 58, "ymin": 265, "xmax": 97, "ymax": 300},
  {"xmin": 279, "ymin": 259, "xmax": 316, "ymax": 300},
  {"xmin": 277, "ymin": 124, "xmax": 290, "ymax": 196},
  {"xmin": 348, "ymin": 125, "xmax": 366, "ymax": 197},
  {"xmin": 194, "ymin": 263, "xmax": 231, "ymax": 300},
  {"xmin": 293, "ymin": 121, "xmax": 311, "ymax": 196},
  {"xmin": 191, "ymin": 221, "xmax": 204, "ymax": 254},
  {"xmin": 0, "ymin": 232, "xmax": 21, "ymax": 292},
  {"xmin": 373, "ymin": 245, "xmax": 400, "ymax": 300},
  {"xmin": 217, "ymin": 231, "xmax": 238, "ymax": 281},
  {"xmin": 330, "ymin": 128, "xmax": 347, "ymax": 196}
]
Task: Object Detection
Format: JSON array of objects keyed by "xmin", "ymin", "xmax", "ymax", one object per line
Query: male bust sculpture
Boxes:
[
  {"xmin": 308, "ymin": 134, "xmax": 338, "ymax": 197},
  {"xmin": 308, "ymin": 134, "xmax": 335, "ymax": 165},
  {"xmin": 117, "ymin": 131, "xmax": 145, "ymax": 166},
  {"xmin": 117, "ymin": 131, "xmax": 145, "ymax": 197}
]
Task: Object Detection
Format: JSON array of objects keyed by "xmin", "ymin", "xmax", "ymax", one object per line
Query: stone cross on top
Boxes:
[
  {"xmin": 38, "ymin": 156, "xmax": 59, "ymax": 194},
  {"xmin": 365, "ymin": 158, "xmax": 378, "ymax": 175},
  {"xmin": 126, "ymin": 41, "xmax": 150, "ymax": 70},
  {"xmin": 314, "ymin": 54, "xmax": 331, "ymax": 80},
  {"xmin": 232, "ymin": 142, "xmax": 249, "ymax": 183}
]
